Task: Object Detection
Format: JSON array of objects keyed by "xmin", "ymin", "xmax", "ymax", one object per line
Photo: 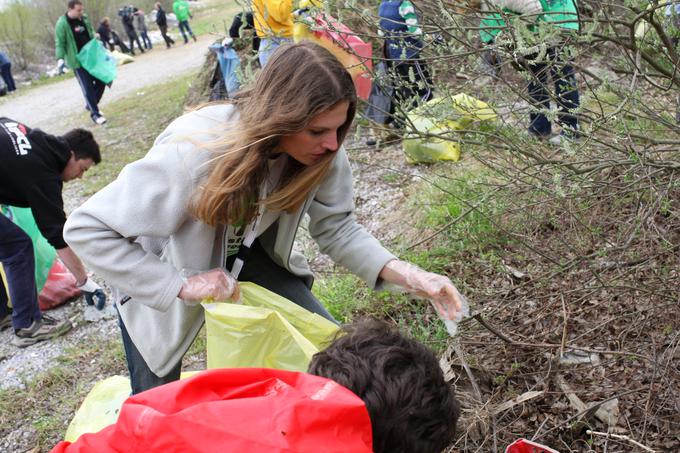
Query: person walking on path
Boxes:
[
  {"xmin": 0, "ymin": 118, "xmax": 106, "ymax": 347},
  {"xmin": 64, "ymin": 42, "xmax": 465, "ymax": 394},
  {"xmin": 155, "ymin": 2, "xmax": 175, "ymax": 48},
  {"xmin": 252, "ymin": 0, "xmax": 293, "ymax": 66},
  {"xmin": 173, "ymin": 0, "xmax": 197, "ymax": 44},
  {"xmin": 55, "ymin": 0, "xmax": 108, "ymax": 125},
  {"xmin": 136, "ymin": 9, "xmax": 153, "ymax": 50},
  {"xmin": 0, "ymin": 52, "xmax": 16, "ymax": 93},
  {"xmin": 121, "ymin": 6, "xmax": 145, "ymax": 55}
]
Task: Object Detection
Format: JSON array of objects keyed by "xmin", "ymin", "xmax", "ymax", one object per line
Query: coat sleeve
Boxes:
[
  {"xmin": 306, "ymin": 148, "xmax": 396, "ymax": 289},
  {"xmin": 55, "ymin": 18, "xmax": 66, "ymax": 60},
  {"xmin": 63, "ymin": 143, "xmax": 196, "ymax": 312}
]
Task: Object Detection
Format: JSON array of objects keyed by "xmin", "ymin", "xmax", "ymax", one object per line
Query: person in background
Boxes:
[
  {"xmin": 55, "ymin": 0, "xmax": 108, "ymax": 125},
  {"xmin": 252, "ymin": 0, "xmax": 293, "ymax": 66},
  {"xmin": 378, "ymin": 0, "xmax": 433, "ymax": 129},
  {"xmin": 120, "ymin": 5, "xmax": 145, "ymax": 55},
  {"xmin": 0, "ymin": 118, "xmax": 106, "ymax": 347},
  {"xmin": 173, "ymin": 0, "xmax": 197, "ymax": 44},
  {"xmin": 480, "ymin": 0, "xmax": 581, "ymax": 145},
  {"xmin": 97, "ymin": 17, "xmax": 115, "ymax": 51},
  {"xmin": 229, "ymin": 11, "xmax": 260, "ymax": 53},
  {"xmin": 64, "ymin": 42, "xmax": 465, "ymax": 395},
  {"xmin": 0, "ymin": 52, "xmax": 16, "ymax": 93},
  {"xmin": 135, "ymin": 9, "xmax": 153, "ymax": 50},
  {"xmin": 155, "ymin": 2, "xmax": 175, "ymax": 48}
]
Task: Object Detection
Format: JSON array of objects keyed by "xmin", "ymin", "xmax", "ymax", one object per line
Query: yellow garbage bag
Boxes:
[
  {"xmin": 204, "ymin": 282, "xmax": 339, "ymax": 372},
  {"xmin": 403, "ymin": 94, "xmax": 496, "ymax": 164},
  {"xmin": 64, "ymin": 376, "xmax": 130, "ymax": 442},
  {"xmin": 65, "ymin": 371, "xmax": 201, "ymax": 442},
  {"xmin": 110, "ymin": 50, "xmax": 135, "ymax": 65}
]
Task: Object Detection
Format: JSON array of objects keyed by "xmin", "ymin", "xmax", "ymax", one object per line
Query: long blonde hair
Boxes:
[{"xmin": 193, "ymin": 41, "xmax": 357, "ymax": 226}]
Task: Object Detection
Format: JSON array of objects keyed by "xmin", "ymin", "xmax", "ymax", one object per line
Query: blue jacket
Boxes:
[
  {"xmin": 378, "ymin": 0, "xmax": 423, "ymax": 60},
  {"xmin": 0, "ymin": 52, "xmax": 10, "ymax": 66}
]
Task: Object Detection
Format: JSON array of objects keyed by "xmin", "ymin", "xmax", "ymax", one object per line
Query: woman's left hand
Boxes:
[{"xmin": 379, "ymin": 260, "xmax": 465, "ymax": 320}]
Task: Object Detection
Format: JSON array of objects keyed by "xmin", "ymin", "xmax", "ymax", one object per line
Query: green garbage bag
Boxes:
[
  {"xmin": 76, "ymin": 39, "xmax": 117, "ymax": 84},
  {"xmin": 203, "ymin": 282, "xmax": 340, "ymax": 372},
  {"xmin": 0, "ymin": 205, "xmax": 56, "ymax": 292}
]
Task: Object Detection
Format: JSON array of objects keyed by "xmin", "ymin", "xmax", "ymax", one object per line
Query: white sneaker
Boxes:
[{"xmin": 94, "ymin": 115, "xmax": 107, "ymax": 125}]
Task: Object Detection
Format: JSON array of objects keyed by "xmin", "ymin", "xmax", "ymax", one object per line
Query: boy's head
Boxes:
[
  {"xmin": 62, "ymin": 128, "xmax": 101, "ymax": 164},
  {"xmin": 308, "ymin": 319, "xmax": 460, "ymax": 453}
]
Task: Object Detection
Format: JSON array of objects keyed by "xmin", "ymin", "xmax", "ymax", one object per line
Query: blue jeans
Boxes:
[
  {"xmin": 119, "ymin": 239, "xmax": 336, "ymax": 394},
  {"xmin": 527, "ymin": 47, "xmax": 580, "ymax": 137},
  {"xmin": 74, "ymin": 67, "xmax": 106, "ymax": 120},
  {"xmin": 178, "ymin": 20, "xmax": 195, "ymax": 43},
  {"xmin": 1, "ymin": 62, "xmax": 15, "ymax": 92},
  {"xmin": 258, "ymin": 37, "xmax": 292, "ymax": 67},
  {"xmin": 0, "ymin": 213, "xmax": 42, "ymax": 329}
]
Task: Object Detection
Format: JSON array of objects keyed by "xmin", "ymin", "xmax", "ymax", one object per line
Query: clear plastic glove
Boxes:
[
  {"xmin": 57, "ymin": 58, "xmax": 65, "ymax": 73},
  {"xmin": 380, "ymin": 260, "xmax": 470, "ymax": 335},
  {"xmin": 178, "ymin": 268, "xmax": 240, "ymax": 306},
  {"xmin": 78, "ymin": 278, "xmax": 107, "ymax": 310}
]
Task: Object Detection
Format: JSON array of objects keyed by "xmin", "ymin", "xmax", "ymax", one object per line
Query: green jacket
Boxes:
[
  {"xmin": 173, "ymin": 0, "xmax": 192, "ymax": 22},
  {"xmin": 481, "ymin": 0, "xmax": 579, "ymax": 44},
  {"xmin": 55, "ymin": 13, "xmax": 94, "ymax": 69}
]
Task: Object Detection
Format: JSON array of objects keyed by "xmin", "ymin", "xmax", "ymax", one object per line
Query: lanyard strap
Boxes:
[{"xmin": 229, "ymin": 159, "xmax": 286, "ymax": 279}]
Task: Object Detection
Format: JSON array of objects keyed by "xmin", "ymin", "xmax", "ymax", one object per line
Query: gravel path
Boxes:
[{"xmin": 0, "ymin": 34, "xmax": 215, "ymax": 130}]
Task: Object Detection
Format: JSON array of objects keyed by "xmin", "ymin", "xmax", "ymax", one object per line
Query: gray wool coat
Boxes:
[{"xmin": 64, "ymin": 104, "xmax": 395, "ymax": 376}]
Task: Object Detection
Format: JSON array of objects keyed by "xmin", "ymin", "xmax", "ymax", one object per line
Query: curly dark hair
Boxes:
[{"xmin": 308, "ymin": 318, "xmax": 460, "ymax": 453}]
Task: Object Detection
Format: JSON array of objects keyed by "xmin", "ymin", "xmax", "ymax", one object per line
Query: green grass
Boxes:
[
  {"xmin": 0, "ymin": 336, "xmax": 126, "ymax": 450},
  {"xmin": 188, "ymin": 0, "xmax": 244, "ymax": 37},
  {"xmin": 75, "ymin": 72, "xmax": 195, "ymax": 195},
  {"xmin": 312, "ymin": 163, "xmax": 506, "ymax": 351}
]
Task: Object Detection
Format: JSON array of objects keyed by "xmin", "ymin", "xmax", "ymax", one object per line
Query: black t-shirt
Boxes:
[
  {"xmin": 67, "ymin": 15, "xmax": 90, "ymax": 51},
  {"xmin": 0, "ymin": 117, "xmax": 71, "ymax": 249}
]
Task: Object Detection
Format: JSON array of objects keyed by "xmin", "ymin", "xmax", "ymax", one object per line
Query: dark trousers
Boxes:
[
  {"xmin": 526, "ymin": 47, "xmax": 580, "ymax": 136},
  {"xmin": 127, "ymin": 31, "xmax": 145, "ymax": 54},
  {"xmin": 74, "ymin": 67, "xmax": 105, "ymax": 119},
  {"xmin": 140, "ymin": 31, "xmax": 152, "ymax": 49},
  {"xmin": 178, "ymin": 20, "xmax": 195, "ymax": 43},
  {"xmin": 119, "ymin": 239, "xmax": 336, "ymax": 394},
  {"xmin": 159, "ymin": 24, "xmax": 175, "ymax": 47},
  {"xmin": 1, "ymin": 62, "xmax": 16, "ymax": 92},
  {"xmin": 0, "ymin": 214, "xmax": 41, "ymax": 329},
  {"xmin": 386, "ymin": 58, "xmax": 433, "ymax": 128}
]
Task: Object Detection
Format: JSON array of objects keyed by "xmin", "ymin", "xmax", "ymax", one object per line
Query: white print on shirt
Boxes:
[{"xmin": 1, "ymin": 121, "xmax": 32, "ymax": 156}]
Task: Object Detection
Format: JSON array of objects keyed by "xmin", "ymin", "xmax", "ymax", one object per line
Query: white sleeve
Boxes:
[{"xmin": 487, "ymin": 0, "xmax": 543, "ymax": 16}]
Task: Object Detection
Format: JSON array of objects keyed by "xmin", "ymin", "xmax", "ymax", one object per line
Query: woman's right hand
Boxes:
[{"xmin": 178, "ymin": 268, "xmax": 240, "ymax": 305}]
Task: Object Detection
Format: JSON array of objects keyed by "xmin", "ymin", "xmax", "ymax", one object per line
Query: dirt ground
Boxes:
[{"xmin": 0, "ymin": 34, "xmax": 215, "ymax": 130}]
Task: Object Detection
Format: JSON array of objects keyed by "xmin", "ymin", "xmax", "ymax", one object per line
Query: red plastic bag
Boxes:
[
  {"xmin": 51, "ymin": 368, "xmax": 374, "ymax": 453},
  {"xmin": 39, "ymin": 260, "xmax": 81, "ymax": 310},
  {"xmin": 506, "ymin": 438, "xmax": 560, "ymax": 453}
]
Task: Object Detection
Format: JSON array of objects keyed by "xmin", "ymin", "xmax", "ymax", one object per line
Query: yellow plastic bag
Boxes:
[
  {"xmin": 403, "ymin": 94, "xmax": 496, "ymax": 164},
  {"xmin": 64, "ymin": 375, "xmax": 130, "ymax": 442},
  {"xmin": 204, "ymin": 282, "xmax": 339, "ymax": 372},
  {"xmin": 65, "ymin": 371, "xmax": 200, "ymax": 442}
]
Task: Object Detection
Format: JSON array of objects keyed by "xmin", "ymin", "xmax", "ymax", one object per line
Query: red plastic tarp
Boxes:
[
  {"xmin": 506, "ymin": 438, "xmax": 560, "ymax": 453},
  {"xmin": 51, "ymin": 368, "xmax": 374, "ymax": 453}
]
